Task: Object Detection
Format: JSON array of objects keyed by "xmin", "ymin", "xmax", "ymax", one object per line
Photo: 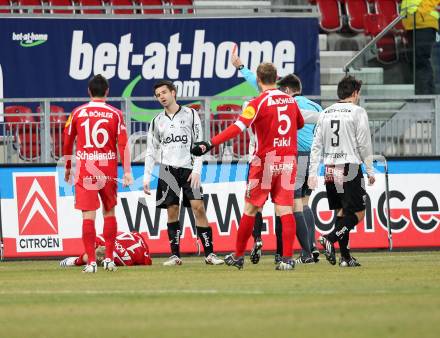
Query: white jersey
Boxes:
[
  {"xmin": 309, "ymin": 102, "xmax": 374, "ymax": 177},
  {"xmin": 144, "ymin": 106, "xmax": 203, "ymax": 184}
]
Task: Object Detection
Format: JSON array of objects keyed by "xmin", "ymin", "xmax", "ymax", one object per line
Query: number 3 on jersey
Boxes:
[
  {"xmin": 331, "ymin": 120, "xmax": 340, "ymax": 147},
  {"xmin": 277, "ymin": 105, "xmax": 291, "ymax": 135},
  {"xmin": 80, "ymin": 118, "xmax": 109, "ymax": 148}
]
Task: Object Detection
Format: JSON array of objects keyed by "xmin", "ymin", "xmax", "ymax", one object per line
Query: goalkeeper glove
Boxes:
[{"xmin": 191, "ymin": 141, "xmax": 213, "ymax": 156}]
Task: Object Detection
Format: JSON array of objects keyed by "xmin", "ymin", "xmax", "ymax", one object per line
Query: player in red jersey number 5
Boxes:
[{"xmin": 191, "ymin": 63, "xmax": 304, "ymax": 270}]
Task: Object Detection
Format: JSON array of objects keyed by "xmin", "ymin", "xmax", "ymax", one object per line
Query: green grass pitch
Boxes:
[{"xmin": 0, "ymin": 251, "xmax": 439, "ymax": 338}]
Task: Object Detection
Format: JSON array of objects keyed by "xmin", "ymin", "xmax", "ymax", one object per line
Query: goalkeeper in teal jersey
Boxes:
[{"xmin": 231, "ymin": 54, "xmax": 322, "ymax": 264}]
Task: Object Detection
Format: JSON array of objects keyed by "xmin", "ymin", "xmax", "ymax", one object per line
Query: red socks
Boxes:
[
  {"xmin": 75, "ymin": 253, "xmax": 87, "ymax": 266},
  {"xmin": 103, "ymin": 216, "xmax": 117, "ymax": 260},
  {"xmin": 235, "ymin": 214, "xmax": 255, "ymax": 257},
  {"xmin": 281, "ymin": 214, "xmax": 296, "ymax": 259},
  {"xmin": 82, "ymin": 219, "xmax": 96, "ymax": 263}
]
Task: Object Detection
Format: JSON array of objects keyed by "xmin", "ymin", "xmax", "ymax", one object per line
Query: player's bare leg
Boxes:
[
  {"xmin": 102, "ymin": 208, "xmax": 118, "ymax": 271},
  {"xmin": 82, "ymin": 210, "xmax": 98, "ymax": 273},
  {"xmin": 190, "ymin": 200, "xmax": 224, "ymax": 265},
  {"xmin": 225, "ymin": 202, "xmax": 259, "ymax": 270},
  {"xmin": 163, "ymin": 205, "xmax": 183, "ymax": 266}
]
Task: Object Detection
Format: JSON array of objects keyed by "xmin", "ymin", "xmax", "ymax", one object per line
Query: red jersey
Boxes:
[
  {"xmin": 238, "ymin": 89, "xmax": 304, "ymax": 160},
  {"xmin": 63, "ymin": 99, "xmax": 129, "ymax": 185},
  {"xmin": 96, "ymin": 232, "xmax": 152, "ymax": 266}
]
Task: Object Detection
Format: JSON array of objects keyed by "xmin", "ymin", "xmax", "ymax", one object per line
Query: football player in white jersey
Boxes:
[
  {"xmin": 308, "ymin": 75, "xmax": 375, "ymax": 267},
  {"xmin": 143, "ymin": 80, "xmax": 224, "ymax": 267}
]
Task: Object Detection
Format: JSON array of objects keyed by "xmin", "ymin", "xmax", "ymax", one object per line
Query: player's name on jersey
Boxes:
[
  {"xmin": 76, "ymin": 150, "xmax": 117, "ymax": 161},
  {"xmin": 78, "ymin": 109, "xmax": 115, "ymax": 119},
  {"xmin": 274, "ymin": 136, "xmax": 291, "ymax": 147}
]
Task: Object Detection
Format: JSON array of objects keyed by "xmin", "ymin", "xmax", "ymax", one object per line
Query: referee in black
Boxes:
[{"xmin": 308, "ymin": 75, "xmax": 375, "ymax": 267}]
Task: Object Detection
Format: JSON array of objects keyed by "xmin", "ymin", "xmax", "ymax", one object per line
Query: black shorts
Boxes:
[
  {"xmin": 156, "ymin": 165, "xmax": 203, "ymax": 209},
  {"xmin": 294, "ymin": 151, "xmax": 312, "ymax": 199},
  {"xmin": 325, "ymin": 164, "xmax": 366, "ymax": 213}
]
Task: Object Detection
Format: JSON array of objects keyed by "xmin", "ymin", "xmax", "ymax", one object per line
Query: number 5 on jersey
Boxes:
[{"xmin": 277, "ymin": 105, "xmax": 291, "ymax": 135}]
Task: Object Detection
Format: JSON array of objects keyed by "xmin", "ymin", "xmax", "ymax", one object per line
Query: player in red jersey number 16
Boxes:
[
  {"xmin": 63, "ymin": 74, "xmax": 133, "ymax": 273},
  {"xmin": 191, "ymin": 63, "xmax": 304, "ymax": 270}
]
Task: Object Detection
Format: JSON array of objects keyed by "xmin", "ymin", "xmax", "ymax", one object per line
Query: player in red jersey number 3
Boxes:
[
  {"xmin": 191, "ymin": 63, "xmax": 304, "ymax": 270},
  {"xmin": 63, "ymin": 74, "xmax": 133, "ymax": 273}
]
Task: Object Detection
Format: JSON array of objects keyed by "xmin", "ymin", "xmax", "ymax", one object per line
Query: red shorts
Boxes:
[
  {"xmin": 75, "ymin": 179, "xmax": 117, "ymax": 211},
  {"xmin": 245, "ymin": 161, "xmax": 296, "ymax": 207}
]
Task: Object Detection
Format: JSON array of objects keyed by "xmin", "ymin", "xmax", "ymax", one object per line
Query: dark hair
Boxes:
[
  {"xmin": 277, "ymin": 74, "xmax": 302, "ymax": 94},
  {"xmin": 88, "ymin": 74, "xmax": 109, "ymax": 97},
  {"xmin": 256, "ymin": 63, "xmax": 278, "ymax": 85},
  {"xmin": 153, "ymin": 80, "xmax": 177, "ymax": 96},
  {"xmin": 337, "ymin": 75, "xmax": 362, "ymax": 100}
]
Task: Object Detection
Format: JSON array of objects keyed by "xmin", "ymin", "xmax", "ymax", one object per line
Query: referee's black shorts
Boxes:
[
  {"xmin": 325, "ymin": 163, "xmax": 367, "ymax": 214},
  {"xmin": 156, "ymin": 164, "xmax": 203, "ymax": 209}
]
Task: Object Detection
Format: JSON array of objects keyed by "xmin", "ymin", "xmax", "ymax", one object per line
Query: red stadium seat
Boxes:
[
  {"xmin": 109, "ymin": 0, "xmax": 135, "ymax": 14},
  {"xmin": 0, "ymin": 0, "xmax": 12, "ymax": 13},
  {"xmin": 36, "ymin": 105, "xmax": 67, "ymax": 160},
  {"xmin": 79, "ymin": 0, "xmax": 105, "ymax": 14},
  {"xmin": 49, "ymin": 0, "xmax": 74, "ymax": 13},
  {"xmin": 233, "ymin": 137, "xmax": 250, "ymax": 158},
  {"xmin": 168, "ymin": 0, "xmax": 194, "ymax": 14},
  {"xmin": 137, "ymin": 0, "xmax": 164, "ymax": 14},
  {"xmin": 18, "ymin": 0, "xmax": 44, "ymax": 13},
  {"xmin": 187, "ymin": 103, "xmax": 201, "ymax": 111},
  {"xmin": 316, "ymin": 0, "xmax": 343, "ymax": 32},
  {"xmin": 345, "ymin": 0, "xmax": 370, "ymax": 32},
  {"xmin": 210, "ymin": 104, "xmax": 241, "ymax": 156},
  {"xmin": 375, "ymin": 0, "xmax": 404, "ymax": 31},
  {"xmin": 364, "ymin": 13, "xmax": 398, "ymax": 63},
  {"xmin": 4, "ymin": 106, "xmax": 40, "ymax": 161}
]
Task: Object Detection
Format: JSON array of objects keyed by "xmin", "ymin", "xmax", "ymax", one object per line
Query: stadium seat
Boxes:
[
  {"xmin": 110, "ymin": 0, "xmax": 136, "ymax": 14},
  {"xmin": 137, "ymin": 0, "xmax": 164, "ymax": 14},
  {"xmin": 36, "ymin": 105, "xmax": 67, "ymax": 160},
  {"xmin": 187, "ymin": 103, "xmax": 201, "ymax": 111},
  {"xmin": 79, "ymin": 0, "xmax": 105, "ymax": 14},
  {"xmin": 364, "ymin": 13, "xmax": 399, "ymax": 63},
  {"xmin": 233, "ymin": 136, "xmax": 250, "ymax": 158},
  {"xmin": 344, "ymin": 0, "xmax": 370, "ymax": 32},
  {"xmin": 168, "ymin": 0, "xmax": 194, "ymax": 14},
  {"xmin": 0, "ymin": 0, "xmax": 12, "ymax": 13},
  {"xmin": 375, "ymin": 0, "xmax": 404, "ymax": 31},
  {"xmin": 49, "ymin": 0, "xmax": 74, "ymax": 13},
  {"xmin": 316, "ymin": 0, "xmax": 343, "ymax": 32},
  {"xmin": 18, "ymin": 0, "xmax": 44, "ymax": 13},
  {"xmin": 210, "ymin": 104, "xmax": 241, "ymax": 156},
  {"xmin": 4, "ymin": 106, "xmax": 40, "ymax": 161}
]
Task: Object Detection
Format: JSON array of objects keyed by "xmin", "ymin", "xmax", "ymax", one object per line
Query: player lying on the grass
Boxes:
[
  {"xmin": 60, "ymin": 232, "xmax": 152, "ymax": 267},
  {"xmin": 143, "ymin": 80, "xmax": 224, "ymax": 266},
  {"xmin": 308, "ymin": 75, "xmax": 375, "ymax": 267},
  {"xmin": 192, "ymin": 63, "xmax": 304, "ymax": 271},
  {"xmin": 231, "ymin": 52, "xmax": 322, "ymax": 265},
  {"xmin": 63, "ymin": 74, "xmax": 133, "ymax": 274}
]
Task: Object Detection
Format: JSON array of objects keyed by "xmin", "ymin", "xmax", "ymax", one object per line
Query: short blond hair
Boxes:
[{"xmin": 257, "ymin": 63, "xmax": 277, "ymax": 85}]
